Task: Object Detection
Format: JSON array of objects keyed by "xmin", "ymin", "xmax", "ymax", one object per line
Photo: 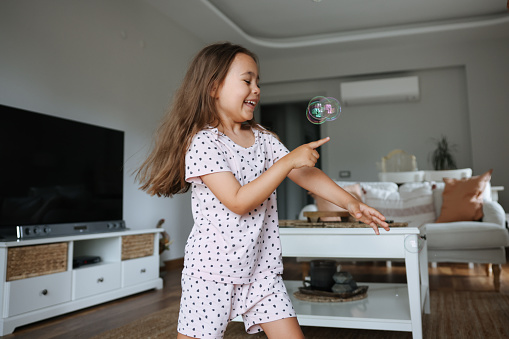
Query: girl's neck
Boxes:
[
  {"xmin": 218, "ymin": 121, "xmax": 245, "ymax": 134},
  {"xmin": 217, "ymin": 122, "xmax": 255, "ymax": 148}
]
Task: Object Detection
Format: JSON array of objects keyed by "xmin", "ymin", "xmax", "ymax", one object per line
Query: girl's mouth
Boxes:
[{"xmin": 244, "ymin": 100, "xmax": 257, "ymax": 108}]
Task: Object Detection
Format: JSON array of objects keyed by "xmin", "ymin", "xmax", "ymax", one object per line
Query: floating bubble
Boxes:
[
  {"xmin": 306, "ymin": 96, "xmax": 341, "ymax": 124},
  {"xmin": 404, "ymin": 234, "xmax": 425, "ymax": 253}
]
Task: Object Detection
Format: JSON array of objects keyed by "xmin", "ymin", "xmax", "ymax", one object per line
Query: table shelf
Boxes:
[{"xmin": 285, "ymin": 281, "xmax": 413, "ymax": 332}]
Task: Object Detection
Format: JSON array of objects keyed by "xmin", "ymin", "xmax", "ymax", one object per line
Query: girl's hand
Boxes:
[
  {"xmin": 347, "ymin": 201, "xmax": 390, "ymax": 235},
  {"xmin": 285, "ymin": 137, "xmax": 330, "ymax": 169}
]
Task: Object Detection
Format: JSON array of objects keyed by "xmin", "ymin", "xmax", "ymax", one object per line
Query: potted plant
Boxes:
[{"xmin": 430, "ymin": 136, "xmax": 457, "ymax": 170}]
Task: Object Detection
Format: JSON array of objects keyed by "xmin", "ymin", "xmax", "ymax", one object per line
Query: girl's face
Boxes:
[{"xmin": 213, "ymin": 53, "xmax": 260, "ymax": 125}]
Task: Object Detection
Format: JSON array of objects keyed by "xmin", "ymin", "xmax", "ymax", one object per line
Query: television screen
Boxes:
[{"xmin": 0, "ymin": 104, "xmax": 124, "ymax": 238}]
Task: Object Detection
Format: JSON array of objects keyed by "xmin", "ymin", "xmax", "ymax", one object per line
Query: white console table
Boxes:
[
  {"xmin": 0, "ymin": 229, "xmax": 163, "ymax": 336},
  {"xmin": 279, "ymin": 226, "xmax": 430, "ymax": 339}
]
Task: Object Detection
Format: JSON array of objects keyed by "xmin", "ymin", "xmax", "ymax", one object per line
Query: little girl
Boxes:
[{"xmin": 136, "ymin": 42, "xmax": 389, "ymax": 339}]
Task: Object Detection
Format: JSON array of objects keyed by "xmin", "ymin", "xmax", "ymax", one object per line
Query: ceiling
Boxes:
[{"xmin": 144, "ymin": 0, "xmax": 509, "ymax": 57}]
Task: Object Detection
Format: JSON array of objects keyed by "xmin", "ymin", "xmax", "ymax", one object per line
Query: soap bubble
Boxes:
[
  {"xmin": 306, "ymin": 96, "xmax": 341, "ymax": 124},
  {"xmin": 404, "ymin": 235, "xmax": 424, "ymax": 253}
]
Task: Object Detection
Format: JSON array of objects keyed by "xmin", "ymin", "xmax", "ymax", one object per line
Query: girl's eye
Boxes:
[{"xmin": 244, "ymin": 80, "xmax": 260, "ymax": 89}]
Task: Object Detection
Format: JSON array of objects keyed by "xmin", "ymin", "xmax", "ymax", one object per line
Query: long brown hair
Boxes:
[{"xmin": 135, "ymin": 42, "xmax": 264, "ymax": 197}]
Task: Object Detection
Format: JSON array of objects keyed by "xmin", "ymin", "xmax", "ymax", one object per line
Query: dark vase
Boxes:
[{"xmin": 309, "ymin": 260, "xmax": 336, "ymax": 291}]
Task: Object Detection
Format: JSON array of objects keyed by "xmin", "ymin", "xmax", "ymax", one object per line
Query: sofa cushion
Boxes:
[
  {"xmin": 425, "ymin": 221, "xmax": 509, "ymax": 249},
  {"xmin": 332, "ymin": 181, "xmax": 399, "ymax": 200},
  {"xmin": 363, "ymin": 182, "xmax": 436, "ymax": 228},
  {"xmin": 432, "ymin": 180, "xmax": 493, "ymax": 214},
  {"xmin": 436, "ymin": 169, "xmax": 493, "ymax": 223},
  {"xmin": 311, "ymin": 183, "xmax": 362, "ymax": 221},
  {"xmin": 359, "ymin": 182, "xmax": 399, "ymax": 196}
]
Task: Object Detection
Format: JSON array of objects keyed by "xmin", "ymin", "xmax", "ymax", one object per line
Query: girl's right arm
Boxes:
[{"xmin": 201, "ymin": 137, "xmax": 330, "ymax": 215}]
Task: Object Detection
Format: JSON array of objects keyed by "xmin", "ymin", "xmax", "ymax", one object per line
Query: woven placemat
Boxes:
[
  {"xmin": 294, "ymin": 285, "xmax": 368, "ymax": 302},
  {"xmin": 279, "ymin": 220, "xmax": 408, "ymax": 228}
]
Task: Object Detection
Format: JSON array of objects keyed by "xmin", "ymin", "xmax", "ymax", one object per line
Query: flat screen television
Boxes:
[{"xmin": 0, "ymin": 104, "xmax": 125, "ymax": 240}]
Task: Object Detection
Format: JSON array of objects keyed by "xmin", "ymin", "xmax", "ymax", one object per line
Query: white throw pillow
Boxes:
[
  {"xmin": 364, "ymin": 182, "xmax": 436, "ymax": 228},
  {"xmin": 360, "ymin": 182, "xmax": 399, "ymax": 193}
]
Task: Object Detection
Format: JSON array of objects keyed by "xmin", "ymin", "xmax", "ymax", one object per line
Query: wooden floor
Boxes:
[{"xmin": 5, "ymin": 254, "xmax": 509, "ymax": 338}]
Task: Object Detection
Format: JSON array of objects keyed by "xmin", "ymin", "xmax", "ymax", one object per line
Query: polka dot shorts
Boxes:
[{"xmin": 177, "ymin": 274, "xmax": 296, "ymax": 339}]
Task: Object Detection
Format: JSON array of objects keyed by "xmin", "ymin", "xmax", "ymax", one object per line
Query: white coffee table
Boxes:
[{"xmin": 279, "ymin": 226, "xmax": 430, "ymax": 339}]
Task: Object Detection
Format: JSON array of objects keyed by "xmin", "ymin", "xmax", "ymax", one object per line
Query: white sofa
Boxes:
[{"xmin": 299, "ymin": 180, "xmax": 508, "ymax": 291}]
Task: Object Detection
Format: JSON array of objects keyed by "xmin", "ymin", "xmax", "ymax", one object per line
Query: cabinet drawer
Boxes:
[
  {"xmin": 7, "ymin": 271, "xmax": 72, "ymax": 317},
  {"xmin": 122, "ymin": 256, "xmax": 158, "ymax": 287},
  {"xmin": 73, "ymin": 263, "xmax": 121, "ymax": 300}
]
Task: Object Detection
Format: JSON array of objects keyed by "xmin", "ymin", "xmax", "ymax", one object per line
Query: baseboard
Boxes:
[{"xmin": 163, "ymin": 257, "xmax": 184, "ymax": 271}]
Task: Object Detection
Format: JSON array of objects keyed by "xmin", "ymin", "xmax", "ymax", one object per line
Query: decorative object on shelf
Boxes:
[
  {"xmin": 305, "ymin": 260, "xmax": 337, "ymax": 291},
  {"xmin": 332, "ymin": 270, "xmax": 358, "ymax": 294},
  {"xmin": 429, "ymin": 135, "xmax": 457, "ymax": 170},
  {"xmin": 156, "ymin": 219, "xmax": 172, "ymax": 255},
  {"xmin": 298, "ymin": 262, "xmax": 368, "ymax": 302}
]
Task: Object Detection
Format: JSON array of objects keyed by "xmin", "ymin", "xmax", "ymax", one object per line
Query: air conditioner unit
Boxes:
[{"xmin": 340, "ymin": 76, "xmax": 419, "ymax": 106}]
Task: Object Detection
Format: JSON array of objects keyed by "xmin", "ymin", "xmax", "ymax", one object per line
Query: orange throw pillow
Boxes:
[
  {"xmin": 311, "ymin": 183, "xmax": 362, "ymax": 221},
  {"xmin": 436, "ymin": 169, "xmax": 493, "ymax": 223}
]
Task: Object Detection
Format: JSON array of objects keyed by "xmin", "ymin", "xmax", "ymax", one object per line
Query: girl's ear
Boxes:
[{"xmin": 210, "ymin": 81, "xmax": 219, "ymax": 98}]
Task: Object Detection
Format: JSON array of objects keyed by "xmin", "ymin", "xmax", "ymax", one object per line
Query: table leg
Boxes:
[
  {"xmin": 419, "ymin": 238, "xmax": 430, "ymax": 314},
  {"xmin": 405, "ymin": 234, "xmax": 423, "ymax": 339}
]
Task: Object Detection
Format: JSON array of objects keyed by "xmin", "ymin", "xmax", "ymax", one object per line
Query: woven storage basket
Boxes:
[
  {"xmin": 7, "ymin": 242, "xmax": 68, "ymax": 281},
  {"xmin": 122, "ymin": 234, "xmax": 154, "ymax": 260}
]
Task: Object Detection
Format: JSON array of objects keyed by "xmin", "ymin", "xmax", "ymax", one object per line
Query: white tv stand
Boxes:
[{"xmin": 0, "ymin": 229, "xmax": 163, "ymax": 336}]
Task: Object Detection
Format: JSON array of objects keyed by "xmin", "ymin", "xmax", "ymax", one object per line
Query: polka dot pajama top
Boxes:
[{"xmin": 183, "ymin": 127, "xmax": 289, "ymax": 285}]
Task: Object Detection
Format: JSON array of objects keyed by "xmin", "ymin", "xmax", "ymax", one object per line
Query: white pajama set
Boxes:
[{"xmin": 178, "ymin": 127, "xmax": 295, "ymax": 338}]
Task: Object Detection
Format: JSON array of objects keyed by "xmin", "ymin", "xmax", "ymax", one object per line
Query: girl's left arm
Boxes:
[{"xmin": 288, "ymin": 167, "xmax": 390, "ymax": 235}]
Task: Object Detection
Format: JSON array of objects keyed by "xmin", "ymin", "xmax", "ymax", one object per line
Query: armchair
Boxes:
[{"xmin": 424, "ymin": 180, "xmax": 508, "ymax": 291}]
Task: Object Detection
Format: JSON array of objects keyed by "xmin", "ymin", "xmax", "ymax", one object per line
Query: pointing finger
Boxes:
[{"xmin": 308, "ymin": 137, "xmax": 330, "ymax": 149}]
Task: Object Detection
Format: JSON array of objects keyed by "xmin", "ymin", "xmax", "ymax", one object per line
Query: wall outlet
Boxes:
[{"xmin": 339, "ymin": 170, "xmax": 351, "ymax": 178}]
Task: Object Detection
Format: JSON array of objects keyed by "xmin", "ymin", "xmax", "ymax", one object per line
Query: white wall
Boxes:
[
  {"xmin": 0, "ymin": 0, "xmax": 203, "ymax": 261},
  {"xmin": 259, "ymin": 36, "xmax": 509, "ymax": 210}
]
